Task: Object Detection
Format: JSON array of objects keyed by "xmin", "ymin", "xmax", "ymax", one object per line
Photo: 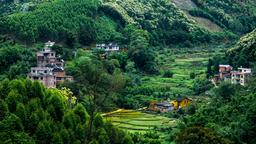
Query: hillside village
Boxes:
[{"xmin": 27, "ymin": 41, "xmax": 73, "ymax": 88}]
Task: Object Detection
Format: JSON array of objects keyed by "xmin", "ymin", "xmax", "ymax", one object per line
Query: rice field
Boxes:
[{"xmin": 103, "ymin": 109, "xmax": 177, "ymax": 134}]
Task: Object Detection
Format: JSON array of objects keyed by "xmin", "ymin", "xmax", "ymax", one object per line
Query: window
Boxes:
[
  {"xmin": 56, "ymin": 77, "xmax": 62, "ymax": 80},
  {"xmin": 33, "ymin": 70, "xmax": 36, "ymax": 73},
  {"xmin": 44, "ymin": 70, "xmax": 47, "ymax": 73},
  {"xmin": 51, "ymin": 53, "xmax": 54, "ymax": 56},
  {"xmin": 40, "ymin": 77, "xmax": 43, "ymax": 80}
]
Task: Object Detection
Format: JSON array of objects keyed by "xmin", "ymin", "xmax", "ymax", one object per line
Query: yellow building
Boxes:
[{"xmin": 171, "ymin": 97, "xmax": 192, "ymax": 109}]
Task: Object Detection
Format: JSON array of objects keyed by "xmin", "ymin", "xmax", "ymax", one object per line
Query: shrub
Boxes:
[
  {"xmin": 163, "ymin": 70, "xmax": 174, "ymax": 78},
  {"xmin": 190, "ymin": 72, "xmax": 196, "ymax": 79}
]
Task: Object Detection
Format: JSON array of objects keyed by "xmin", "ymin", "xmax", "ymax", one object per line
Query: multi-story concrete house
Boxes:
[
  {"xmin": 28, "ymin": 41, "xmax": 72, "ymax": 88},
  {"xmin": 215, "ymin": 65, "xmax": 252, "ymax": 86},
  {"xmin": 231, "ymin": 67, "xmax": 252, "ymax": 86},
  {"xmin": 219, "ymin": 65, "xmax": 233, "ymax": 80}
]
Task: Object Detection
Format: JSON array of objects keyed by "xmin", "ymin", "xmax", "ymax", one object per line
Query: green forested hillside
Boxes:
[
  {"xmin": 0, "ymin": 0, "xmax": 126, "ymax": 45},
  {"xmin": 190, "ymin": 0, "xmax": 256, "ymax": 34},
  {"xmin": 227, "ymin": 28, "xmax": 256, "ymax": 67},
  {"xmin": 0, "ymin": 0, "xmax": 234, "ymax": 47},
  {"xmin": 1, "ymin": 0, "xmax": 255, "ymax": 46},
  {"xmin": 0, "ymin": 79, "xmax": 133, "ymax": 144},
  {"xmin": 182, "ymin": 81, "xmax": 256, "ymax": 144}
]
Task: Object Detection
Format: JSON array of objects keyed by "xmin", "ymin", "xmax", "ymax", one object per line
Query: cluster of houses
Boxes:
[
  {"xmin": 213, "ymin": 65, "xmax": 252, "ymax": 86},
  {"xmin": 27, "ymin": 41, "xmax": 73, "ymax": 88},
  {"xmin": 27, "ymin": 42, "xmax": 121, "ymax": 88},
  {"xmin": 148, "ymin": 97, "xmax": 192, "ymax": 113}
]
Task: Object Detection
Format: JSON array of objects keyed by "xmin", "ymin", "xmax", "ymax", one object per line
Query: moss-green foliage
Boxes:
[
  {"xmin": 0, "ymin": 79, "xmax": 134, "ymax": 144},
  {"xmin": 191, "ymin": 0, "xmax": 256, "ymax": 34}
]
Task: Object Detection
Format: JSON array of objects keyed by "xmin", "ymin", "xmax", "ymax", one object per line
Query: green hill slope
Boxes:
[
  {"xmin": 190, "ymin": 0, "xmax": 256, "ymax": 34},
  {"xmin": 0, "ymin": 0, "xmax": 231, "ymax": 46},
  {"xmin": 227, "ymin": 28, "xmax": 256, "ymax": 67},
  {"xmin": 171, "ymin": 0, "xmax": 222, "ymax": 32},
  {"xmin": 0, "ymin": 0, "xmax": 124, "ymax": 45},
  {"xmin": 2, "ymin": 0, "xmax": 254, "ymax": 46}
]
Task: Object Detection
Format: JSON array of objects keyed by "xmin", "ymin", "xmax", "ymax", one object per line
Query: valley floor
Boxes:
[{"xmin": 104, "ymin": 46, "xmax": 225, "ymax": 143}]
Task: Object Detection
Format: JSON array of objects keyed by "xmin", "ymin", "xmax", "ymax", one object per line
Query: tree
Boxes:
[
  {"xmin": 175, "ymin": 126, "xmax": 233, "ymax": 144},
  {"xmin": 0, "ymin": 79, "xmax": 133, "ymax": 143},
  {"xmin": 215, "ymin": 82, "xmax": 236, "ymax": 101},
  {"xmin": 35, "ymin": 121, "xmax": 53, "ymax": 144},
  {"xmin": 0, "ymin": 99, "xmax": 8, "ymax": 120},
  {"xmin": 163, "ymin": 70, "xmax": 174, "ymax": 78},
  {"xmin": 129, "ymin": 48, "xmax": 158, "ymax": 74}
]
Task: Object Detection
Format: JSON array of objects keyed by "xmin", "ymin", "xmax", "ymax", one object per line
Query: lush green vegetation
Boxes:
[
  {"xmin": 0, "ymin": 79, "xmax": 134, "ymax": 144},
  {"xmin": 0, "ymin": 0, "xmax": 121, "ymax": 44},
  {"xmin": 0, "ymin": 37, "xmax": 36, "ymax": 80},
  {"xmin": 180, "ymin": 80, "xmax": 256, "ymax": 143},
  {"xmin": 227, "ymin": 28, "xmax": 256, "ymax": 68},
  {"xmin": 0, "ymin": 0, "xmax": 236, "ymax": 47},
  {"xmin": 118, "ymin": 48, "xmax": 220, "ymax": 109},
  {"xmin": 176, "ymin": 28, "xmax": 256, "ymax": 144}
]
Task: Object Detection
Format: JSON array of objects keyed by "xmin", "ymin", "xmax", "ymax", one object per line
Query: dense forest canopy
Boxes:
[
  {"xmin": 0, "ymin": 0, "xmax": 241, "ymax": 47},
  {"xmin": 0, "ymin": 79, "xmax": 134, "ymax": 144},
  {"xmin": 227, "ymin": 29, "xmax": 256, "ymax": 68}
]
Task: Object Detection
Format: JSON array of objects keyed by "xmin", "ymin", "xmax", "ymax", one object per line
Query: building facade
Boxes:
[
  {"xmin": 28, "ymin": 41, "xmax": 72, "ymax": 88},
  {"xmin": 231, "ymin": 67, "xmax": 252, "ymax": 86},
  {"xmin": 219, "ymin": 65, "xmax": 233, "ymax": 80},
  {"xmin": 215, "ymin": 65, "xmax": 252, "ymax": 86}
]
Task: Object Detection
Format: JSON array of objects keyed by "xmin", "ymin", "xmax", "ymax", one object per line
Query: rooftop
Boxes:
[
  {"xmin": 44, "ymin": 41, "xmax": 55, "ymax": 48},
  {"xmin": 219, "ymin": 64, "xmax": 232, "ymax": 68}
]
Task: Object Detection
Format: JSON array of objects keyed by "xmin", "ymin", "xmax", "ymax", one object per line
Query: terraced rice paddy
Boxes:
[
  {"xmin": 103, "ymin": 109, "xmax": 177, "ymax": 134},
  {"xmin": 139, "ymin": 49, "xmax": 214, "ymax": 97}
]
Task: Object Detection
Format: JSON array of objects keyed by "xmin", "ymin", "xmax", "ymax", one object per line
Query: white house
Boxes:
[
  {"xmin": 231, "ymin": 67, "xmax": 252, "ymax": 86},
  {"xmin": 96, "ymin": 43, "xmax": 120, "ymax": 52}
]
